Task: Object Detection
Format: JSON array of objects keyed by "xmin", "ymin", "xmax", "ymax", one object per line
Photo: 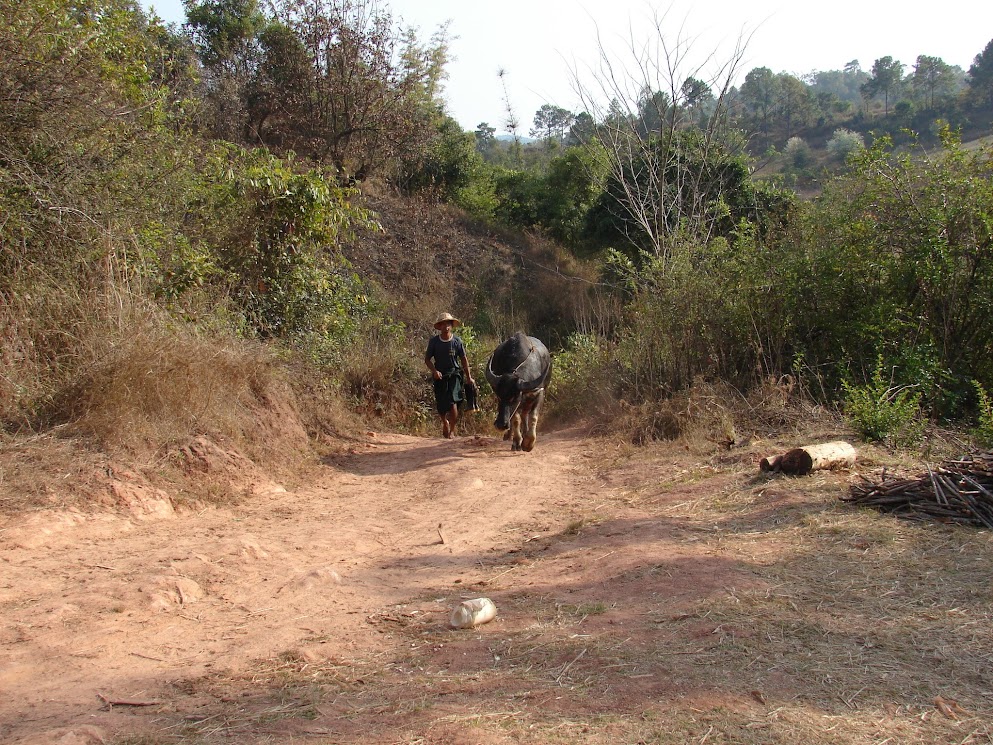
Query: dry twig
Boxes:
[{"xmin": 844, "ymin": 451, "xmax": 993, "ymax": 528}]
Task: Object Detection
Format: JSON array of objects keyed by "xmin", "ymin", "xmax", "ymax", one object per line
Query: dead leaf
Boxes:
[{"xmin": 934, "ymin": 695, "xmax": 967, "ymax": 720}]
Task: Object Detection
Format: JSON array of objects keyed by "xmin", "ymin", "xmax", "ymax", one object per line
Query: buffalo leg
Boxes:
[
  {"xmin": 510, "ymin": 411, "xmax": 523, "ymax": 451},
  {"xmin": 521, "ymin": 393, "xmax": 543, "ymax": 452}
]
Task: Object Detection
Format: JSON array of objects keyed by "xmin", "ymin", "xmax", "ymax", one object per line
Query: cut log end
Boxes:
[
  {"xmin": 780, "ymin": 448, "xmax": 814, "ymax": 475},
  {"xmin": 759, "ymin": 455, "xmax": 782, "ymax": 473}
]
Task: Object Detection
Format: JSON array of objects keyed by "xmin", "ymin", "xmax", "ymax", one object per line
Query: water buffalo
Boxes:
[{"xmin": 484, "ymin": 332, "xmax": 552, "ymax": 452}]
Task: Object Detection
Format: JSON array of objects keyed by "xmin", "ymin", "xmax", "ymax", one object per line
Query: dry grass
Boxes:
[
  {"xmin": 339, "ymin": 322, "xmax": 426, "ymax": 430},
  {"xmin": 591, "ymin": 377, "xmax": 823, "ymax": 456},
  {"xmin": 3, "ymin": 279, "xmax": 275, "ymax": 447},
  {"xmin": 0, "ymin": 432, "xmax": 115, "ymax": 514},
  {"xmin": 1, "ymin": 275, "xmax": 338, "ymax": 512},
  {"xmin": 676, "ymin": 508, "xmax": 993, "ymax": 741},
  {"xmin": 62, "ymin": 326, "xmax": 275, "ymax": 449}
]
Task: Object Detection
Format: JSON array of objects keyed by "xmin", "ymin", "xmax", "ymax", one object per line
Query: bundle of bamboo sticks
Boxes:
[{"xmin": 844, "ymin": 452, "xmax": 993, "ymax": 528}]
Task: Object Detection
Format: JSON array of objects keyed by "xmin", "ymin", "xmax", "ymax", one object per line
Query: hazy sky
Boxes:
[{"xmin": 144, "ymin": 0, "xmax": 993, "ymax": 133}]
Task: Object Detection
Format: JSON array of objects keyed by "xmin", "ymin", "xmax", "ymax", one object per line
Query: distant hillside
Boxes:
[
  {"xmin": 496, "ymin": 134, "xmax": 537, "ymax": 144},
  {"xmin": 749, "ymin": 103, "xmax": 993, "ymax": 195}
]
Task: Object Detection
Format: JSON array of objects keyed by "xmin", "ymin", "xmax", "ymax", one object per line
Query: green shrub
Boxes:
[
  {"xmin": 450, "ymin": 174, "xmax": 499, "ymax": 219},
  {"xmin": 972, "ymin": 381, "xmax": 993, "ymax": 447},
  {"xmin": 826, "ymin": 128, "xmax": 865, "ymax": 161},
  {"xmin": 798, "ymin": 130, "xmax": 993, "ymax": 419},
  {"xmin": 547, "ymin": 332, "xmax": 612, "ymax": 421},
  {"xmin": 842, "ymin": 356, "xmax": 925, "ymax": 445},
  {"xmin": 396, "ymin": 116, "xmax": 486, "ymax": 203},
  {"xmin": 190, "ymin": 145, "xmax": 379, "ymax": 351}
]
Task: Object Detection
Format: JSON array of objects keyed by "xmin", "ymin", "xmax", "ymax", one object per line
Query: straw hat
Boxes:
[{"xmin": 434, "ymin": 312, "xmax": 461, "ymax": 330}]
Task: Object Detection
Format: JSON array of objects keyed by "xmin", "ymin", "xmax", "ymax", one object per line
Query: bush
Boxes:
[
  {"xmin": 794, "ymin": 129, "xmax": 993, "ymax": 419},
  {"xmin": 842, "ymin": 356, "xmax": 925, "ymax": 446},
  {"xmin": 784, "ymin": 136, "xmax": 813, "ymax": 170},
  {"xmin": 826, "ymin": 128, "xmax": 865, "ymax": 161},
  {"xmin": 450, "ymin": 172, "xmax": 499, "ymax": 219},
  {"xmin": 188, "ymin": 145, "xmax": 380, "ymax": 353},
  {"xmin": 973, "ymin": 381, "xmax": 993, "ymax": 447},
  {"xmin": 395, "ymin": 116, "xmax": 486, "ymax": 203},
  {"xmin": 547, "ymin": 332, "xmax": 613, "ymax": 422}
]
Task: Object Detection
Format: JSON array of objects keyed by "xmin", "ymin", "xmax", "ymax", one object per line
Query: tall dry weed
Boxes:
[
  {"xmin": 338, "ymin": 322, "xmax": 427, "ymax": 429},
  {"xmin": 2, "ymin": 275, "xmax": 278, "ymax": 451},
  {"xmin": 581, "ymin": 377, "xmax": 831, "ymax": 452}
]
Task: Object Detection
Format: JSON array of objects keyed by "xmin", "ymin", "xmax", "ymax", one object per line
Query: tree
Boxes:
[
  {"xmin": 860, "ymin": 56, "xmax": 905, "ymax": 116},
  {"xmin": 254, "ymin": 0, "xmax": 451, "ymax": 179},
  {"xmin": 567, "ymin": 5, "xmax": 753, "ymax": 265},
  {"xmin": 968, "ymin": 38, "xmax": 993, "ymax": 107},
  {"xmin": 681, "ymin": 76, "xmax": 712, "ymax": 108},
  {"xmin": 740, "ymin": 67, "xmax": 778, "ymax": 132},
  {"xmin": 776, "ymin": 73, "xmax": 814, "ymax": 136},
  {"xmin": 911, "ymin": 55, "xmax": 959, "ymax": 110},
  {"xmin": 565, "ymin": 112, "xmax": 596, "ymax": 146},
  {"xmin": 680, "ymin": 76, "xmax": 714, "ymax": 124},
  {"xmin": 635, "ymin": 89, "xmax": 671, "ymax": 138},
  {"xmin": 805, "ymin": 65, "xmax": 869, "ymax": 109},
  {"xmin": 199, "ymin": 145, "xmax": 375, "ymax": 340},
  {"xmin": 529, "ymin": 104, "xmax": 575, "ymax": 145},
  {"xmin": 536, "ymin": 144, "xmax": 610, "ymax": 246},
  {"xmin": 184, "ymin": 0, "xmax": 267, "ymax": 140},
  {"xmin": 184, "ymin": 0, "xmax": 265, "ymax": 68},
  {"xmin": 586, "ymin": 129, "xmax": 789, "ymax": 258},
  {"xmin": 474, "ymin": 122, "xmax": 496, "ymax": 153},
  {"xmin": 245, "ymin": 21, "xmax": 311, "ymax": 145}
]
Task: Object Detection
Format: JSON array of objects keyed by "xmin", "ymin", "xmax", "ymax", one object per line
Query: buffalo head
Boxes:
[{"xmin": 485, "ymin": 363, "xmax": 546, "ymax": 430}]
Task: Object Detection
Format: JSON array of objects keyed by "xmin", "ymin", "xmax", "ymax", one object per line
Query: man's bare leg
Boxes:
[{"xmin": 445, "ymin": 405, "xmax": 458, "ymax": 438}]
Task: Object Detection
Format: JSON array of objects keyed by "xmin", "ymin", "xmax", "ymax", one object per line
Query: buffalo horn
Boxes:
[{"xmin": 484, "ymin": 354, "xmax": 499, "ymax": 387}]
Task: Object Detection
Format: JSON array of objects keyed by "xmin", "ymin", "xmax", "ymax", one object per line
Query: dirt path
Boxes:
[
  {"xmin": 4, "ymin": 428, "xmax": 697, "ymax": 744},
  {"xmin": 4, "ymin": 426, "xmax": 990, "ymax": 745}
]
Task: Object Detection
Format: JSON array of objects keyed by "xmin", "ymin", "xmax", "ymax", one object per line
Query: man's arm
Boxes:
[{"xmin": 425, "ymin": 340, "xmax": 442, "ymax": 380}]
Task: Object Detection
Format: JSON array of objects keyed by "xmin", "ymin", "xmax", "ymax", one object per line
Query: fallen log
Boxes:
[{"xmin": 760, "ymin": 441, "xmax": 857, "ymax": 475}]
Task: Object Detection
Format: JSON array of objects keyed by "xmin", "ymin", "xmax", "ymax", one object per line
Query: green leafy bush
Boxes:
[
  {"xmin": 796, "ymin": 129, "xmax": 993, "ymax": 419},
  {"xmin": 188, "ymin": 145, "xmax": 380, "ymax": 355},
  {"xmin": 396, "ymin": 116, "xmax": 485, "ymax": 202},
  {"xmin": 842, "ymin": 356, "xmax": 924, "ymax": 445},
  {"xmin": 972, "ymin": 381, "xmax": 993, "ymax": 447},
  {"xmin": 547, "ymin": 332, "xmax": 612, "ymax": 421},
  {"xmin": 826, "ymin": 128, "xmax": 865, "ymax": 161}
]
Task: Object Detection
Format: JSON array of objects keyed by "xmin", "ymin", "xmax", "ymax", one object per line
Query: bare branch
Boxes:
[{"xmin": 567, "ymin": 3, "xmax": 754, "ymax": 268}]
